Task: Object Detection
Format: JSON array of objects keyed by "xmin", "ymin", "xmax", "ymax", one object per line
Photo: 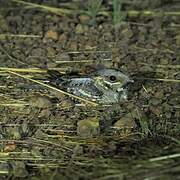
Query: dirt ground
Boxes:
[{"xmin": 0, "ymin": 0, "xmax": 179, "ymax": 179}]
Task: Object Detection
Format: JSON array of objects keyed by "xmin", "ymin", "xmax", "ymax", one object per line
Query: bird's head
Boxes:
[{"xmin": 92, "ymin": 68, "xmax": 133, "ymax": 93}]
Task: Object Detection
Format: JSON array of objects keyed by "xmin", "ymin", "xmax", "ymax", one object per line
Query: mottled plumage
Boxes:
[{"xmin": 49, "ymin": 68, "xmax": 133, "ymax": 104}]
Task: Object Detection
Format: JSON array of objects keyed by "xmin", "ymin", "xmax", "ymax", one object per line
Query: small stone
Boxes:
[
  {"xmin": 58, "ymin": 53, "xmax": 70, "ymax": 61},
  {"xmin": 47, "ymin": 61, "xmax": 57, "ymax": 68},
  {"xmin": 149, "ymin": 97, "xmax": 161, "ymax": 106},
  {"xmin": 4, "ymin": 142, "xmax": 16, "ymax": 152},
  {"xmin": 29, "ymin": 95, "xmax": 52, "ymax": 108},
  {"xmin": 45, "ymin": 30, "xmax": 58, "ymax": 40},
  {"xmin": 174, "ymin": 111, "xmax": 180, "ymax": 118},
  {"xmin": 154, "ymin": 90, "xmax": 164, "ymax": 99},
  {"xmin": 0, "ymin": 15, "xmax": 9, "ymax": 31},
  {"xmin": 59, "ymin": 100, "xmax": 73, "ymax": 110},
  {"xmin": 139, "ymin": 65, "xmax": 154, "ymax": 72},
  {"xmin": 121, "ymin": 27, "xmax": 133, "ymax": 39},
  {"xmin": 71, "ymin": 144, "xmax": 83, "ymax": 159},
  {"xmin": 46, "ymin": 47, "xmax": 57, "ymax": 56},
  {"xmin": 175, "ymin": 34, "xmax": 180, "ymax": 46},
  {"xmin": 30, "ymin": 48, "xmax": 46, "ymax": 57},
  {"xmin": 79, "ymin": 15, "xmax": 90, "ymax": 24},
  {"xmin": 75, "ymin": 24, "xmax": 84, "ymax": 34},
  {"xmin": 59, "ymin": 33, "xmax": 67, "ymax": 43},
  {"xmin": 168, "ymin": 94, "xmax": 179, "ymax": 106},
  {"xmin": 114, "ymin": 116, "xmax": 136, "ymax": 129},
  {"xmin": 163, "ymin": 103, "xmax": 172, "ymax": 112},
  {"xmin": 160, "ymin": 58, "xmax": 169, "ymax": 65},
  {"xmin": 12, "ymin": 161, "xmax": 28, "ymax": 177},
  {"xmin": 165, "ymin": 112, "xmax": 172, "ymax": 119},
  {"xmin": 8, "ymin": 127, "xmax": 21, "ymax": 140},
  {"xmin": 150, "ymin": 106, "xmax": 162, "ymax": 117},
  {"xmin": 69, "ymin": 41, "xmax": 78, "ymax": 50},
  {"xmin": 77, "ymin": 117, "xmax": 100, "ymax": 137},
  {"xmin": 38, "ymin": 109, "xmax": 51, "ymax": 118}
]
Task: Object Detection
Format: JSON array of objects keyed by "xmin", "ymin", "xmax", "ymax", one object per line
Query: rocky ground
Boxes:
[{"xmin": 0, "ymin": 0, "xmax": 179, "ymax": 179}]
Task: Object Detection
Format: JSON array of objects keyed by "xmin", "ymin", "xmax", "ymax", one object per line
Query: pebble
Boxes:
[
  {"xmin": 149, "ymin": 97, "xmax": 161, "ymax": 106},
  {"xmin": 12, "ymin": 161, "xmax": 28, "ymax": 177},
  {"xmin": 71, "ymin": 144, "xmax": 84, "ymax": 159},
  {"xmin": 58, "ymin": 53, "xmax": 70, "ymax": 61},
  {"xmin": 75, "ymin": 24, "xmax": 84, "ymax": 34},
  {"xmin": 160, "ymin": 58, "xmax": 169, "ymax": 65},
  {"xmin": 45, "ymin": 30, "xmax": 59, "ymax": 40},
  {"xmin": 0, "ymin": 15, "xmax": 9, "ymax": 31},
  {"xmin": 174, "ymin": 111, "xmax": 180, "ymax": 118},
  {"xmin": 175, "ymin": 34, "xmax": 180, "ymax": 46},
  {"xmin": 38, "ymin": 109, "xmax": 51, "ymax": 118},
  {"xmin": 79, "ymin": 15, "xmax": 90, "ymax": 24},
  {"xmin": 30, "ymin": 47, "xmax": 46, "ymax": 57},
  {"xmin": 8, "ymin": 127, "xmax": 21, "ymax": 140},
  {"xmin": 4, "ymin": 142, "xmax": 16, "ymax": 152},
  {"xmin": 46, "ymin": 47, "xmax": 57, "ymax": 56},
  {"xmin": 47, "ymin": 61, "xmax": 57, "ymax": 68},
  {"xmin": 77, "ymin": 117, "xmax": 100, "ymax": 137},
  {"xmin": 168, "ymin": 94, "xmax": 179, "ymax": 106},
  {"xmin": 121, "ymin": 27, "xmax": 133, "ymax": 39},
  {"xmin": 139, "ymin": 65, "xmax": 154, "ymax": 72},
  {"xmin": 114, "ymin": 116, "xmax": 136, "ymax": 130},
  {"xmin": 69, "ymin": 41, "xmax": 78, "ymax": 50},
  {"xmin": 59, "ymin": 100, "xmax": 73, "ymax": 110},
  {"xmin": 59, "ymin": 33, "xmax": 68, "ymax": 43},
  {"xmin": 29, "ymin": 95, "xmax": 52, "ymax": 109},
  {"xmin": 154, "ymin": 90, "xmax": 164, "ymax": 99},
  {"xmin": 150, "ymin": 106, "xmax": 162, "ymax": 117}
]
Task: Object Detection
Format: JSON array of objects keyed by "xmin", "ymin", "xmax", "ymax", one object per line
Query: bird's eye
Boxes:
[{"xmin": 109, "ymin": 75, "xmax": 116, "ymax": 82}]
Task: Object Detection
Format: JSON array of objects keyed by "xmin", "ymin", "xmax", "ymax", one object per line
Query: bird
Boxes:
[{"xmin": 48, "ymin": 68, "xmax": 133, "ymax": 104}]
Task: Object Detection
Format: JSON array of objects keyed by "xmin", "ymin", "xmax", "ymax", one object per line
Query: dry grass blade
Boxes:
[
  {"xmin": 12, "ymin": 0, "xmax": 73, "ymax": 16},
  {"xmin": 128, "ymin": 10, "xmax": 180, "ymax": 17},
  {"xmin": 11, "ymin": 1, "xmax": 180, "ymax": 18},
  {"xmin": 30, "ymin": 137, "xmax": 73, "ymax": 152},
  {"xmin": 7, "ymin": 70, "xmax": 99, "ymax": 106},
  {"xmin": 134, "ymin": 77, "xmax": 180, "ymax": 83},
  {"xmin": 149, "ymin": 153, "xmax": 180, "ymax": 162},
  {"xmin": 55, "ymin": 59, "xmax": 111, "ymax": 64},
  {"xmin": 0, "ymin": 67, "xmax": 46, "ymax": 73},
  {"xmin": 139, "ymin": 63, "xmax": 180, "ymax": 69},
  {"xmin": 26, "ymin": 162, "xmax": 63, "ymax": 168},
  {"xmin": 0, "ymin": 67, "xmax": 67, "ymax": 74},
  {"xmin": 134, "ymin": 46, "xmax": 174, "ymax": 54},
  {"xmin": 0, "ymin": 103, "xmax": 28, "ymax": 107},
  {"xmin": 0, "ymin": 34, "xmax": 41, "ymax": 38}
]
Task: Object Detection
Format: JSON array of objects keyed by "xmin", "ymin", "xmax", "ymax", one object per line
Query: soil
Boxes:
[{"xmin": 0, "ymin": 0, "xmax": 179, "ymax": 179}]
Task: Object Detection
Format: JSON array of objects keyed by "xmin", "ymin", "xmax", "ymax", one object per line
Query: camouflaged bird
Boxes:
[{"xmin": 48, "ymin": 68, "xmax": 133, "ymax": 104}]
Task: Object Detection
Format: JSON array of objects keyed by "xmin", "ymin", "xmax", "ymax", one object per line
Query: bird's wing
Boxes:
[{"xmin": 67, "ymin": 78, "xmax": 103, "ymax": 99}]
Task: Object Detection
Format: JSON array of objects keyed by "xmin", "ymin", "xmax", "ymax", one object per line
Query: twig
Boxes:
[
  {"xmin": 11, "ymin": 0, "xmax": 180, "ymax": 18},
  {"xmin": 0, "ymin": 34, "xmax": 41, "ymax": 38},
  {"xmin": 127, "ymin": 10, "xmax": 180, "ymax": 17},
  {"xmin": 12, "ymin": 0, "xmax": 73, "ymax": 15},
  {"xmin": 55, "ymin": 59, "xmax": 111, "ymax": 64},
  {"xmin": 149, "ymin": 153, "xmax": 180, "ymax": 162},
  {"xmin": 0, "ymin": 103, "xmax": 28, "ymax": 107},
  {"xmin": 0, "ymin": 67, "xmax": 66, "ymax": 73},
  {"xmin": 139, "ymin": 63, "xmax": 180, "ymax": 69},
  {"xmin": 134, "ymin": 77, "xmax": 180, "ymax": 83},
  {"xmin": 30, "ymin": 137, "xmax": 73, "ymax": 152}
]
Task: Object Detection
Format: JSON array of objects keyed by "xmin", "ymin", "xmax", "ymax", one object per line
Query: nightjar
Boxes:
[{"xmin": 48, "ymin": 68, "xmax": 133, "ymax": 104}]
